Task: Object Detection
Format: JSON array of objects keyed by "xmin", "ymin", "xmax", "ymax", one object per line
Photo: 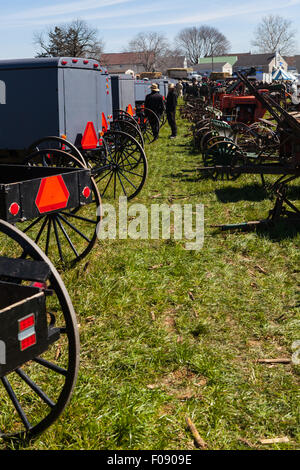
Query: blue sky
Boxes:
[{"xmin": 1, "ymin": 0, "xmax": 300, "ymax": 58}]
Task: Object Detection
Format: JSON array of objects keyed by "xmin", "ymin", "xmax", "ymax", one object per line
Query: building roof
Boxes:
[
  {"xmin": 234, "ymin": 53, "xmax": 277, "ymax": 67},
  {"xmin": 199, "ymin": 56, "xmax": 237, "ymax": 66},
  {"xmin": 197, "ymin": 62, "xmax": 230, "ymax": 69},
  {"xmin": 283, "ymin": 55, "xmax": 300, "ymax": 71},
  {"xmin": 101, "ymin": 52, "xmax": 146, "ymax": 66}
]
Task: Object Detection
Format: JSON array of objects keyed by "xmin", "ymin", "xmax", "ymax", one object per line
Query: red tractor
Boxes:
[{"xmin": 218, "ymin": 90, "xmax": 268, "ymax": 124}]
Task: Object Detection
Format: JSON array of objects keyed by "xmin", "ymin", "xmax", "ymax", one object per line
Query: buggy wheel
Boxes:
[
  {"xmin": 110, "ymin": 119, "xmax": 144, "ymax": 148},
  {"xmin": 137, "ymin": 108, "xmax": 160, "ymax": 144},
  {"xmin": 114, "ymin": 110, "xmax": 141, "ymax": 129},
  {"xmin": 94, "ymin": 130, "xmax": 148, "ymax": 200},
  {"xmin": 0, "ymin": 220, "xmax": 79, "ymax": 439},
  {"xmin": 21, "ymin": 149, "xmax": 101, "ymax": 267},
  {"xmin": 28, "ymin": 136, "xmax": 87, "ymax": 167},
  {"xmin": 159, "ymin": 107, "xmax": 167, "ymax": 128}
]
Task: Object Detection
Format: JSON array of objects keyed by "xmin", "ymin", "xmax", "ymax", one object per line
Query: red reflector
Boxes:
[
  {"xmin": 83, "ymin": 60, "xmax": 89, "ymax": 64},
  {"xmin": 35, "ymin": 175, "xmax": 70, "ymax": 214},
  {"xmin": 93, "ymin": 63, "xmax": 99, "ymax": 68},
  {"xmin": 31, "ymin": 282, "xmax": 47, "ymax": 289},
  {"xmin": 19, "ymin": 314, "xmax": 35, "ymax": 332},
  {"xmin": 9, "ymin": 202, "xmax": 20, "ymax": 216},
  {"xmin": 72, "ymin": 59, "xmax": 78, "ymax": 63},
  {"xmin": 61, "ymin": 60, "xmax": 68, "ymax": 65},
  {"xmin": 21, "ymin": 334, "xmax": 36, "ymax": 351},
  {"xmin": 81, "ymin": 122, "xmax": 98, "ymax": 149},
  {"xmin": 82, "ymin": 186, "xmax": 91, "ymax": 199},
  {"xmin": 102, "ymin": 113, "xmax": 108, "ymax": 133}
]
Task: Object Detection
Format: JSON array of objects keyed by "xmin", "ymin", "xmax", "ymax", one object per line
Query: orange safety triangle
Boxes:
[
  {"xmin": 102, "ymin": 112, "xmax": 108, "ymax": 133},
  {"xmin": 81, "ymin": 121, "xmax": 98, "ymax": 149},
  {"xmin": 127, "ymin": 104, "xmax": 134, "ymax": 116},
  {"xmin": 35, "ymin": 175, "xmax": 70, "ymax": 214}
]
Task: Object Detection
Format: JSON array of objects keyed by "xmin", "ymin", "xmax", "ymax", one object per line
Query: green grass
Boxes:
[{"xmin": 1, "ymin": 103, "xmax": 299, "ymax": 450}]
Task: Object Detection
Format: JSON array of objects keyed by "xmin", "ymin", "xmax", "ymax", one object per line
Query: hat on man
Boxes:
[
  {"xmin": 151, "ymin": 83, "xmax": 159, "ymax": 91},
  {"xmin": 168, "ymin": 83, "xmax": 175, "ymax": 89}
]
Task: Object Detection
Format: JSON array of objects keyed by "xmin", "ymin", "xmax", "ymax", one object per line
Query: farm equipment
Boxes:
[
  {"xmin": 0, "ymin": 219, "xmax": 79, "ymax": 438},
  {"xmin": 0, "ymin": 57, "xmax": 148, "ymax": 263},
  {"xmin": 200, "ymin": 71, "xmax": 300, "ymax": 227}
]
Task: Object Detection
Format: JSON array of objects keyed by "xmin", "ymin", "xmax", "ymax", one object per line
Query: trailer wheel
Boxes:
[
  {"xmin": 92, "ymin": 130, "xmax": 148, "ymax": 200},
  {"xmin": 0, "ymin": 220, "xmax": 79, "ymax": 439},
  {"xmin": 21, "ymin": 149, "xmax": 101, "ymax": 267}
]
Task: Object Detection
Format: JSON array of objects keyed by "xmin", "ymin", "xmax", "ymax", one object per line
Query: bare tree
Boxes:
[
  {"xmin": 175, "ymin": 26, "xmax": 230, "ymax": 64},
  {"xmin": 252, "ymin": 15, "xmax": 297, "ymax": 55},
  {"xmin": 127, "ymin": 32, "xmax": 170, "ymax": 72},
  {"xmin": 156, "ymin": 47, "xmax": 186, "ymax": 74},
  {"xmin": 34, "ymin": 19, "xmax": 104, "ymax": 59}
]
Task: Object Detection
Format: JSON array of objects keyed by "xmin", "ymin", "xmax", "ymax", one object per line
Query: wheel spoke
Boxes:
[
  {"xmin": 34, "ymin": 216, "xmax": 49, "ymax": 245},
  {"xmin": 120, "ymin": 167, "xmax": 143, "ymax": 177},
  {"xmin": 15, "ymin": 368, "xmax": 55, "ymax": 408},
  {"xmin": 60, "ymin": 212, "xmax": 98, "ymax": 225},
  {"xmin": 34, "ymin": 357, "xmax": 68, "ymax": 377},
  {"xmin": 57, "ymin": 214, "xmax": 91, "ymax": 243},
  {"xmin": 55, "ymin": 216, "xmax": 80, "ymax": 258},
  {"xmin": 52, "ymin": 217, "xmax": 64, "ymax": 262},
  {"xmin": 45, "ymin": 216, "xmax": 52, "ymax": 256},
  {"xmin": 1, "ymin": 376, "xmax": 32, "ymax": 431},
  {"xmin": 116, "ymin": 171, "xmax": 128, "ymax": 197},
  {"xmin": 118, "ymin": 169, "xmax": 138, "ymax": 190},
  {"xmin": 23, "ymin": 216, "xmax": 44, "ymax": 234}
]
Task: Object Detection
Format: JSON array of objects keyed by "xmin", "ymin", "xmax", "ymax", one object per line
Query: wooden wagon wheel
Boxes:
[
  {"xmin": 92, "ymin": 130, "xmax": 148, "ymax": 200},
  {"xmin": 28, "ymin": 136, "xmax": 87, "ymax": 167},
  {"xmin": 136, "ymin": 108, "xmax": 160, "ymax": 144},
  {"xmin": 0, "ymin": 220, "xmax": 79, "ymax": 439},
  {"xmin": 21, "ymin": 149, "xmax": 101, "ymax": 267},
  {"xmin": 159, "ymin": 103, "xmax": 167, "ymax": 128},
  {"xmin": 114, "ymin": 109, "xmax": 141, "ymax": 131},
  {"xmin": 110, "ymin": 119, "xmax": 144, "ymax": 148}
]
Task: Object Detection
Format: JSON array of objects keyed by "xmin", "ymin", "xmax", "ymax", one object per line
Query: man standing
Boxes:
[
  {"xmin": 144, "ymin": 83, "xmax": 164, "ymax": 141},
  {"xmin": 176, "ymin": 80, "xmax": 183, "ymax": 97},
  {"xmin": 166, "ymin": 83, "xmax": 178, "ymax": 139}
]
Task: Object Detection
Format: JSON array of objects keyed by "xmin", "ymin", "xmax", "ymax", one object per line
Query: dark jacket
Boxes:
[
  {"xmin": 166, "ymin": 90, "xmax": 178, "ymax": 113},
  {"xmin": 145, "ymin": 91, "xmax": 164, "ymax": 116}
]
